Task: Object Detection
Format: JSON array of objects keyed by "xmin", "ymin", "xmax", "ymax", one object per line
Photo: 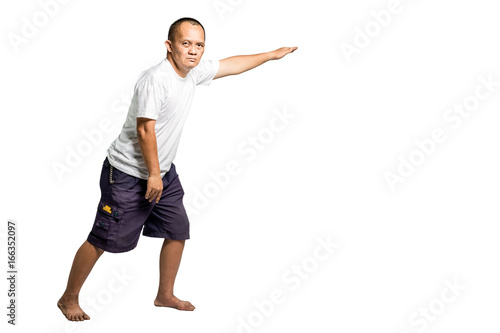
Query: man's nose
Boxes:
[{"xmin": 188, "ymin": 45, "xmax": 197, "ymax": 55}]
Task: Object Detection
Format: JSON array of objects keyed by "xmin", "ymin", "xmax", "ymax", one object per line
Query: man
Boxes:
[{"xmin": 57, "ymin": 17, "xmax": 297, "ymax": 321}]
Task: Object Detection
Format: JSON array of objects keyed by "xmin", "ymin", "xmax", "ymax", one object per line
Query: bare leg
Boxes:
[
  {"xmin": 57, "ymin": 240, "xmax": 105, "ymax": 321},
  {"xmin": 154, "ymin": 239, "xmax": 195, "ymax": 311}
]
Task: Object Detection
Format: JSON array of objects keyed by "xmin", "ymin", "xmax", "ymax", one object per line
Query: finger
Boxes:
[
  {"xmin": 146, "ymin": 187, "xmax": 157, "ymax": 201},
  {"xmin": 147, "ymin": 190, "xmax": 156, "ymax": 202},
  {"xmin": 151, "ymin": 190, "xmax": 161, "ymax": 203}
]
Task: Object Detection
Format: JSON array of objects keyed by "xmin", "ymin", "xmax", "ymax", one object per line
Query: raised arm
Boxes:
[{"xmin": 213, "ymin": 46, "xmax": 298, "ymax": 80}]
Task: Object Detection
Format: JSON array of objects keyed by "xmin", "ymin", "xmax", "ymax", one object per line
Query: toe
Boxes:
[{"xmin": 184, "ymin": 302, "xmax": 195, "ymax": 311}]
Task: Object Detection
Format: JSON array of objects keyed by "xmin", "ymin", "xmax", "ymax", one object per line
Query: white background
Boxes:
[{"xmin": 1, "ymin": 0, "xmax": 500, "ymax": 332}]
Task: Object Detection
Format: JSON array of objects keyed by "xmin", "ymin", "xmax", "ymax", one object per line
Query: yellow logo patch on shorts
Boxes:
[{"xmin": 102, "ymin": 205, "xmax": 112, "ymax": 214}]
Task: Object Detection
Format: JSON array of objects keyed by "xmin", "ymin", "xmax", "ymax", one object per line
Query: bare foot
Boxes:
[
  {"xmin": 57, "ymin": 295, "xmax": 90, "ymax": 321},
  {"xmin": 154, "ymin": 295, "xmax": 195, "ymax": 311}
]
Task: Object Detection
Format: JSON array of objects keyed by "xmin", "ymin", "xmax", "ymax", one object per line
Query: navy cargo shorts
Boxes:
[{"xmin": 87, "ymin": 157, "xmax": 190, "ymax": 253}]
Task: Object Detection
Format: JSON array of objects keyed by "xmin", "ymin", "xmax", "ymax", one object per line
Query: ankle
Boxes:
[
  {"xmin": 157, "ymin": 291, "xmax": 175, "ymax": 298},
  {"xmin": 60, "ymin": 293, "xmax": 79, "ymax": 300}
]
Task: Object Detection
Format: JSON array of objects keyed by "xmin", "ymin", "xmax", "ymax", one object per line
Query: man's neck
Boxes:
[{"xmin": 166, "ymin": 54, "xmax": 189, "ymax": 78}]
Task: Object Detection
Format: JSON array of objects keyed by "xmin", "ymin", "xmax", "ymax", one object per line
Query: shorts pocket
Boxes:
[{"xmin": 90, "ymin": 200, "xmax": 124, "ymax": 242}]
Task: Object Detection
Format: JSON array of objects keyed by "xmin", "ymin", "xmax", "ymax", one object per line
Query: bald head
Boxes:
[{"xmin": 168, "ymin": 17, "xmax": 205, "ymax": 42}]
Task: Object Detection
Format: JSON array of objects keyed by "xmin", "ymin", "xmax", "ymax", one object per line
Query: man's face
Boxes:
[{"xmin": 166, "ymin": 22, "xmax": 205, "ymax": 72}]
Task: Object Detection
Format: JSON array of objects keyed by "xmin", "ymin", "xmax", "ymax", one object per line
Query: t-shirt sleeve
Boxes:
[
  {"xmin": 134, "ymin": 79, "xmax": 166, "ymax": 120},
  {"xmin": 193, "ymin": 59, "xmax": 220, "ymax": 86}
]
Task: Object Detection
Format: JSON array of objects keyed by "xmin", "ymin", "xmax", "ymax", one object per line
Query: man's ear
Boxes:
[{"xmin": 165, "ymin": 40, "xmax": 173, "ymax": 53}]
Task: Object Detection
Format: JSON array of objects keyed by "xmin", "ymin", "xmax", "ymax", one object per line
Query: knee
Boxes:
[
  {"xmin": 166, "ymin": 239, "xmax": 185, "ymax": 244},
  {"xmin": 94, "ymin": 245, "xmax": 105, "ymax": 256},
  {"xmin": 86, "ymin": 240, "xmax": 105, "ymax": 255},
  {"xmin": 95, "ymin": 246, "xmax": 105, "ymax": 255}
]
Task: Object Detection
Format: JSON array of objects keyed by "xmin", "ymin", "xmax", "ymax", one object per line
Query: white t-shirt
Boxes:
[{"xmin": 106, "ymin": 58, "xmax": 220, "ymax": 179}]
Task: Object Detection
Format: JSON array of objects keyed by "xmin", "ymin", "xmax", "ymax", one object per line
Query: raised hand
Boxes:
[{"xmin": 270, "ymin": 47, "xmax": 298, "ymax": 60}]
